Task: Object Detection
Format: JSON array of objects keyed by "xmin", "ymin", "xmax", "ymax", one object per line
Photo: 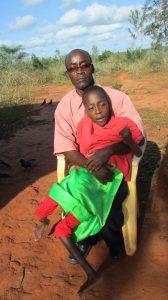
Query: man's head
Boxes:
[
  {"xmin": 65, "ymin": 49, "xmax": 94, "ymax": 94},
  {"xmin": 82, "ymin": 86, "xmax": 112, "ymax": 126}
]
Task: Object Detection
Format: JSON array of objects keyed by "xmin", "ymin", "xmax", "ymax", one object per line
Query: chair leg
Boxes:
[{"xmin": 122, "ymin": 181, "xmax": 138, "ymax": 256}]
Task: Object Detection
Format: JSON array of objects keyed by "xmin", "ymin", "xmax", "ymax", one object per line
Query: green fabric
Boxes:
[{"xmin": 49, "ymin": 166, "xmax": 123, "ymax": 242}]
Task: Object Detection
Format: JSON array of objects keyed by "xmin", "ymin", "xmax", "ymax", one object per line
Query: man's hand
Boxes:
[
  {"xmin": 86, "ymin": 146, "xmax": 112, "ymax": 172},
  {"xmin": 91, "ymin": 164, "xmax": 114, "ymax": 184}
]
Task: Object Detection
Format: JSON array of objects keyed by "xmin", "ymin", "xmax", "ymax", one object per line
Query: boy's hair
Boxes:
[{"xmin": 82, "ymin": 85, "xmax": 110, "ymax": 105}]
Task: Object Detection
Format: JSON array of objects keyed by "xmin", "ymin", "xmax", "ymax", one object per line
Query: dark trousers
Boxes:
[{"xmin": 79, "ymin": 180, "xmax": 128, "ymax": 255}]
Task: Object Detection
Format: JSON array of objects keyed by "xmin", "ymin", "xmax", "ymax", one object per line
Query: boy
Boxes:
[{"xmin": 34, "ymin": 86, "xmax": 143, "ymax": 294}]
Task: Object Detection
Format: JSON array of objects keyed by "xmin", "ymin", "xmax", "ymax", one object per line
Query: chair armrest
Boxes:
[
  {"xmin": 57, "ymin": 156, "xmax": 66, "ymax": 182},
  {"xmin": 129, "ymin": 132, "xmax": 147, "ymax": 182}
]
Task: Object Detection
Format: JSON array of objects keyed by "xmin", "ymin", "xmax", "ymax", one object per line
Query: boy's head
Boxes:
[{"xmin": 82, "ymin": 85, "xmax": 112, "ymax": 126}]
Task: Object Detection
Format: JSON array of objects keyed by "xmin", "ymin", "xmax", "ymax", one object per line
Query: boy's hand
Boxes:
[
  {"xmin": 119, "ymin": 127, "xmax": 132, "ymax": 143},
  {"xmin": 91, "ymin": 165, "xmax": 114, "ymax": 184},
  {"xmin": 86, "ymin": 147, "xmax": 112, "ymax": 171}
]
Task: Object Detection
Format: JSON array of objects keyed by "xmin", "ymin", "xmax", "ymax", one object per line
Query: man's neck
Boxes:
[{"xmin": 75, "ymin": 80, "xmax": 95, "ymax": 97}]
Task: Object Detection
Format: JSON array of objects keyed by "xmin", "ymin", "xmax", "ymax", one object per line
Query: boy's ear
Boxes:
[{"xmin": 91, "ymin": 64, "xmax": 94, "ymax": 74}]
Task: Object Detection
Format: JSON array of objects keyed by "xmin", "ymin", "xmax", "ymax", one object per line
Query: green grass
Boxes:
[{"xmin": 112, "ymin": 80, "xmax": 123, "ymax": 90}]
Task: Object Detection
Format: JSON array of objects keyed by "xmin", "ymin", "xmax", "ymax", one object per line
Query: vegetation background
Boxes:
[{"xmin": 0, "ymin": 0, "xmax": 167, "ymax": 137}]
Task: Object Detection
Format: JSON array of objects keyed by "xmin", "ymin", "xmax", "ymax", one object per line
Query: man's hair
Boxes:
[
  {"xmin": 65, "ymin": 49, "xmax": 92, "ymax": 68},
  {"xmin": 82, "ymin": 85, "xmax": 110, "ymax": 105}
]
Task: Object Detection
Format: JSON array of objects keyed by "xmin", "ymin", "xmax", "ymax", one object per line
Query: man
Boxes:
[{"xmin": 54, "ymin": 49, "xmax": 144, "ymax": 264}]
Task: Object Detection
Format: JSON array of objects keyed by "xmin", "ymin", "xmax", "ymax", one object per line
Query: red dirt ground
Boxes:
[{"xmin": 0, "ymin": 72, "xmax": 168, "ymax": 300}]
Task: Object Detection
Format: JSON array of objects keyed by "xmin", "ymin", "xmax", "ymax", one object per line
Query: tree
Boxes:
[
  {"xmin": 99, "ymin": 50, "xmax": 112, "ymax": 61},
  {"xmin": 91, "ymin": 45, "xmax": 99, "ymax": 61},
  {"xmin": 143, "ymin": 0, "xmax": 168, "ymax": 49},
  {"xmin": 31, "ymin": 54, "xmax": 43, "ymax": 69},
  {"xmin": 0, "ymin": 45, "xmax": 27, "ymax": 68},
  {"xmin": 128, "ymin": 8, "xmax": 146, "ymax": 42},
  {"xmin": 128, "ymin": 0, "xmax": 168, "ymax": 49}
]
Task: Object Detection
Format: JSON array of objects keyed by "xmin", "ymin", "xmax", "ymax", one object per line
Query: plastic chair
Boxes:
[
  {"xmin": 122, "ymin": 136, "xmax": 147, "ymax": 255},
  {"xmin": 57, "ymin": 136, "xmax": 147, "ymax": 256}
]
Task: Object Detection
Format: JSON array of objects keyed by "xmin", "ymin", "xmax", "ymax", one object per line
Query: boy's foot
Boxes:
[
  {"xmin": 77, "ymin": 273, "xmax": 103, "ymax": 294},
  {"xmin": 33, "ymin": 218, "xmax": 50, "ymax": 241}
]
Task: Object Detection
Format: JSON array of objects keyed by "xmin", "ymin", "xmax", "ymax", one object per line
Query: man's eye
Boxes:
[
  {"xmin": 67, "ymin": 66, "xmax": 77, "ymax": 72},
  {"xmin": 88, "ymin": 107, "xmax": 93, "ymax": 111},
  {"xmin": 81, "ymin": 63, "xmax": 88, "ymax": 68}
]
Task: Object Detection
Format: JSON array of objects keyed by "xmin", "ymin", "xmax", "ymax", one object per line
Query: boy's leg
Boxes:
[
  {"xmin": 34, "ymin": 196, "xmax": 58, "ymax": 241},
  {"xmin": 34, "ymin": 217, "xmax": 50, "ymax": 241},
  {"xmin": 54, "ymin": 214, "xmax": 102, "ymax": 293},
  {"xmin": 60, "ymin": 236, "xmax": 102, "ymax": 294},
  {"xmin": 68, "ymin": 235, "xmax": 98, "ymax": 264}
]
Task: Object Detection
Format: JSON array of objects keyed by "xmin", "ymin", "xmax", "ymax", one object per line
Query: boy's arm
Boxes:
[{"xmin": 119, "ymin": 127, "xmax": 142, "ymax": 157}]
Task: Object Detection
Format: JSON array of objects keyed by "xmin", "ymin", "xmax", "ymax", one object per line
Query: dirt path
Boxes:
[{"xmin": 0, "ymin": 72, "xmax": 167, "ymax": 300}]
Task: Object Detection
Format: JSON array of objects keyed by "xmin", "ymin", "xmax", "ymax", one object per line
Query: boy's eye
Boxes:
[{"xmin": 88, "ymin": 107, "xmax": 93, "ymax": 111}]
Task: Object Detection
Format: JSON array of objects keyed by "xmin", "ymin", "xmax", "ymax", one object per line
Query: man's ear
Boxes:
[{"xmin": 91, "ymin": 64, "xmax": 94, "ymax": 74}]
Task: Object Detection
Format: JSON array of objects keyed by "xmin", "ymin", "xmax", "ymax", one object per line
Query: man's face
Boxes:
[
  {"xmin": 84, "ymin": 91, "xmax": 110, "ymax": 126},
  {"xmin": 66, "ymin": 51, "xmax": 94, "ymax": 91}
]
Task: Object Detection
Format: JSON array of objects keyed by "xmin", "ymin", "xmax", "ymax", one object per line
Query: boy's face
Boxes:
[{"xmin": 84, "ymin": 91, "xmax": 110, "ymax": 126}]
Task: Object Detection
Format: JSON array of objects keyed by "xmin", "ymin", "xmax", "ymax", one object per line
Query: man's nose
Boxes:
[{"xmin": 76, "ymin": 66, "xmax": 84, "ymax": 73}]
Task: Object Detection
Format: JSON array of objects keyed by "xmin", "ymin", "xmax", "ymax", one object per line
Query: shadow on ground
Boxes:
[{"xmin": 0, "ymin": 102, "xmax": 58, "ymax": 209}]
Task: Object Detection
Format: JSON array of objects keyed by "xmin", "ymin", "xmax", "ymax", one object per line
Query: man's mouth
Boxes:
[{"xmin": 76, "ymin": 77, "xmax": 87, "ymax": 82}]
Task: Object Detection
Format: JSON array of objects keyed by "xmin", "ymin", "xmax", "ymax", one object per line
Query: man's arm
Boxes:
[
  {"xmin": 86, "ymin": 136, "xmax": 144, "ymax": 172},
  {"xmin": 64, "ymin": 150, "xmax": 114, "ymax": 184},
  {"xmin": 64, "ymin": 150, "xmax": 87, "ymax": 167},
  {"xmin": 86, "ymin": 142, "xmax": 130, "ymax": 172}
]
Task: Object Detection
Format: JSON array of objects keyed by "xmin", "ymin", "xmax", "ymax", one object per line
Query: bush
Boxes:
[
  {"xmin": 126, "ymin": 48, "xmax": 145, "ymax": 61},
  {"xmin": 112, "ymin": 80, "xmax": 123, "ymax": 90},
  {"xmin": 99, "ymin": 50, "xmax": 112, "ymax": 61},
  {"xmin": 0, "ymin": 64, "xmax": 37, "ymax": 106}
]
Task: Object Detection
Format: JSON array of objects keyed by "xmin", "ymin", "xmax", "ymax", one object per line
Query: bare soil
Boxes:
[{"xmin": 0, "ymin": 72, "xmax": 168, "ymax": 300}]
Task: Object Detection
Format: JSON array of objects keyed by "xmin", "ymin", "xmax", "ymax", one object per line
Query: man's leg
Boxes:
[
  {"xmin": 68, "ymin": 179, "xmax": 128, "ymax": 264},
  {"xmin": 100, "ymin": 180, "xmax": 128, "ymax": 258}
]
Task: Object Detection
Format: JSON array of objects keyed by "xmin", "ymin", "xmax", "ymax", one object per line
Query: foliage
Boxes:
[
  {"xmin": 128, "ymin": 8, "xmax": 146, "ymax": 41},
  {"xmin": 92, "ymin": 45, "xmax": 99, "ymax": 61},
  {"xmin": 0, "ymin": 45, "xmax": 27, "ymax": 69},
  {"xmin": 112, "ymin": 81, "xmax": 123, "ymax": 90},
  {"xmin": 128, "ymin": 0, "xmax": 168, "ymax": 49},
  {"xmin": 0, "ymin": 44, "xmax": 168, "ymax": 109},
  {"xmin": 126, "ymin": 48, "xmax": 145, "ymax": 61},
  {"xmin": 99, "ymin": 50, "xmax": 113, "ymax": 61},
  {"xmin": 31, "ymin": 54, "xmax": 44, "ymax": 69},
  {"xmin": 143, "ymin": 0, "xmax": 168, "ymax": 49}
]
